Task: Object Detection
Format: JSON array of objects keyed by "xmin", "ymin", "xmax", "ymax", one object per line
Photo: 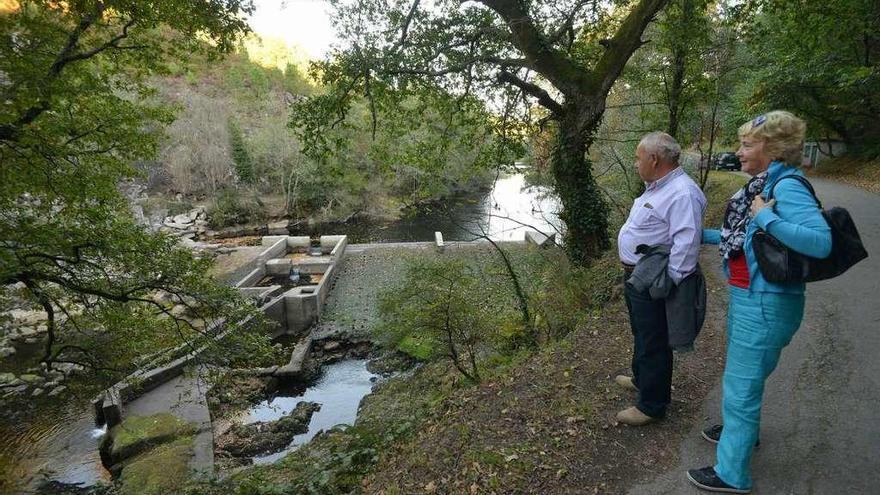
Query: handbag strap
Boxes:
[{"xmin": 766, "ymin": 174, "xmax": 823, "ymax": 210}]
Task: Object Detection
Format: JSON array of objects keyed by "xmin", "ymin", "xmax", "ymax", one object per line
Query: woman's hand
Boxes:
[{"xmin": 750, "ymin": 196, "xmax": 776, "ymax": 217}]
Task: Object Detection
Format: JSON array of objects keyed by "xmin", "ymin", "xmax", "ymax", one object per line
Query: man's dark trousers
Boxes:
[{"xmin": 624, "ymin": 280, "xmax": 672, "ymax": 418}]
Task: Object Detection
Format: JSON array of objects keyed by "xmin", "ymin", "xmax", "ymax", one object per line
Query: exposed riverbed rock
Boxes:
[
  {"xmin": 367, "ymin": 351, "xmax": 417, "ymax": 376},
  {"xmin": 160, "ymin": 207, "xmax": 210, "ymax": 237},
  {"xmin": 19, "ymin": 373, "xmax": 44, "ymax": 385},
  {"xmin": 310, "ymin": 338, "xmax": 373, "ymax": 365},
  {"xmin": 216, "ymin": 401, "xmax": 320, "ymax": 458},
  {"xmin": 207, "ymin": 374, "xmax": 273, "ymax": 420},
  {"xmin": 47, "ymin": 385, "xmax": 67, "ymax": 397},
  {"xmin": 6, "ymin": 308, "xmax": 46, "ymax": 326}
]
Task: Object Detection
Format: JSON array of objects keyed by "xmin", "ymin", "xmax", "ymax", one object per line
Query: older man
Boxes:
[{"xmin": 616, "ymin": 132, "xmax": 707, "ymax": 426}]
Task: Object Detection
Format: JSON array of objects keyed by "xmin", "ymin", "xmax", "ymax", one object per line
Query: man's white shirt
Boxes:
[{"xmin": 617, "ymin": 167, "xmax": 707, "ymax": 284}]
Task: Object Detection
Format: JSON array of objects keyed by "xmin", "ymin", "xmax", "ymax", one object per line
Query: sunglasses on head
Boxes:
[{"xmin": 752, "ymin": 114, "xmax": 767, "ymax": 127}]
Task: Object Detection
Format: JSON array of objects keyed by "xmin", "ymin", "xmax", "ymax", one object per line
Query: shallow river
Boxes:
[
  {"xmin": 245, "ymin": 359, "xmax": 377, "ymax": 465},
  {"xmin": 0, "ymin": 404, "xmax": 109, "ymax": 494}
]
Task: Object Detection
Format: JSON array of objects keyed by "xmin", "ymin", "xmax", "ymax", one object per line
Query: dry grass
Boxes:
[{"xmin": 160, "ymin": 83, "xmax": 235, "ymax": 196}]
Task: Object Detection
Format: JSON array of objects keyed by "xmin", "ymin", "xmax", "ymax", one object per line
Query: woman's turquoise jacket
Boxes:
[{"xmin": 702, "ymin": 161, "xmax": 832, "ymax": 294}]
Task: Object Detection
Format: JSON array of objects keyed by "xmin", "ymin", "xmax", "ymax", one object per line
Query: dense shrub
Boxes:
[
  {"xmin": 207, "ymin": 188, "xmax": 267, "ymax": 228},
  {"xmin": 228, "ymin": 120, "xmax": 255, "ymax": 185}
]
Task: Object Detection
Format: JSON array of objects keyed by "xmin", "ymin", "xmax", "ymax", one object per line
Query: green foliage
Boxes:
[
  {"xmin": 524, "ymin": 248, "xmax": 621, "ymax": 341},
  {"xmin": 292, "ymin": 0, "xmax": 671, "ymax": 264},
  {"xmin": 291, "ymin": 85, "xmax": 516, "ymax": 211},
  {"xmin": 228, "ymin": 120, "xmax": 256, "ymax": 184},
  {"xmin": 208, "ymin": 188, "xmax": 267, "ymax": 228},
  {"xmin": 160, "ymin": 32, "xmax": 500, "ymax": 223},
  {"xmin": 726, "ymin": 0, "xmax": 880, "ymax": 150},
  {"xmin": 0, "ymin": 1, "xmax": 276, "ymax": 380},
  {"xmin": 377, "ymin": 256, "xmax": 512, "ymax": 381}
]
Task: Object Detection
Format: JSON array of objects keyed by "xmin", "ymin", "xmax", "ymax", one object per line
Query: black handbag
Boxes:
[{"xmin": 752, "ymin": 175, "xmax": 868, "ymax": 283}]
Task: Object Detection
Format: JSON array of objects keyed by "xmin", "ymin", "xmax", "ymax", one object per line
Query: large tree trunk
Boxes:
[{"xmin": 552, "ymin": 110, "xmax": 610, "ymax": 265}]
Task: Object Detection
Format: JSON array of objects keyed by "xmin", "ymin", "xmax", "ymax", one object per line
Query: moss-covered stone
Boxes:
[
  {"xmin": 118, "ymin": 435, "xmax": 195, "ymax": 495},
  {"xmin": 105, "ymin": 412, "xmax": 196, "ymax": 465}
]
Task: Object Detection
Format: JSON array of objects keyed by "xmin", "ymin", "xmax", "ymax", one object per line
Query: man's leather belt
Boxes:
[{"xmin": 622, "ymin": 262, "xmax": 635, "ymax": 274}]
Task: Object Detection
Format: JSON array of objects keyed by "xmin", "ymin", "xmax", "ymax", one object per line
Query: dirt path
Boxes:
[{"xmin": 630, "ymin": 177, "xmax": 880, "ymax": 494}]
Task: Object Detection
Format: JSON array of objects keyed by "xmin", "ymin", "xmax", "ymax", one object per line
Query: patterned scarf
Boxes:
[{"xmin": 719, "ymin": 171, "xmax": 768, "ymax": 259}]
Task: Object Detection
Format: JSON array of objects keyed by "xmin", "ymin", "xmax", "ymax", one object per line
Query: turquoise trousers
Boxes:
[{"xmin": 714, "ymin": 286, "xmax": 805, "ymax": 489}]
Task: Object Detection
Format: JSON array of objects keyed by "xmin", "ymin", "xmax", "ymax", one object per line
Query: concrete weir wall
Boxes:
[{"xmin": 93, "ymin": 235, "xmax": 349, "ymax": 429}]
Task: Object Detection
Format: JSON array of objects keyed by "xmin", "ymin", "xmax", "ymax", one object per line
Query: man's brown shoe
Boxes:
[
  {"xmin": 616, "ymin": 406, "xmax": 658, "ymax": 426},
  {"xmin": 614, "ymin": 375, "xmax": 638, "ymax": 392}
]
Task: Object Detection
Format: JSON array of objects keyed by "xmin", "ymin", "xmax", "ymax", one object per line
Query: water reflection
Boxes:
[
  {"xmin": 291, "ymin": 173, "xmax": 561, "ymax": 244},
  {"xmin": 245, "ymin": 359, "xmax": 377, "ymax": 464},
  {"xmin": 0, "ymin": 405, "xmax": 110, "ymax": 494}
]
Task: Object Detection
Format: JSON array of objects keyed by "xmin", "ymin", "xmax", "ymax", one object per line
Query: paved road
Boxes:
[{"xmin": 630, "ymin": 176, "xmax": 880, "ymax": 494}]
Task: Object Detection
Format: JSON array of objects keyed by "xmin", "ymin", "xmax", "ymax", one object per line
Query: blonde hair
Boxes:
[{"xmin": 738, "ymin": 110, "xmax": 806, "ymax": 165}]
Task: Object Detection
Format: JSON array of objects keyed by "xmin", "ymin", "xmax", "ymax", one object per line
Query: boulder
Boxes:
[
  {"xmin": 19, "ymin": 374, "xmax": 44, "ymax": 385},
  {"xmin": 31, "ymin": 387, "xmax": 44, "ymax": 397},
  {"xmin": 9, "ymin": 384, "xmax": 27, "ymax": 394},
  {"xmin": 8, "ymin": 309, "xmax": 45, "ymax": 326},
  {"xmin": 16, "ymin": 326, "xmax": 39, "ymax": 338},
  {"xmin": 218, "ymin": 401, "xmax": 320, "ymax": 458},
  {"xmin": 162, "ymin": 220, "xmax": 191, "ymax": 230},
  {"xmin": 171, "ymin": 213, "xmax": 194, "ymax": 226},
  {"xmin": 178, "ymin": 237, "xmax": 198, "ymax": 249},
  {"xmin": 47, "ymin": 385, "xmax": 67, "ymax": 397},
  {"xmin": 169, "ymin": 305, "xmax": 188, "ymax": 318},
  {"xmin": 0, "ymin": 347, "xmax": 15, "ymax": 358}
]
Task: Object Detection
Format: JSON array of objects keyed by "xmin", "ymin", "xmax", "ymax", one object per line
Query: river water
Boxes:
[
  {"xmin": 292, "ymin": 172, "xmax": 561, "ymax": 243},
  {"xmin": 244, "ymin": 359, "xmax": 377, "ymax": 465},
  {"xmin": 0, "ymin": 404, "xmax": 109, "ymax": 494}
]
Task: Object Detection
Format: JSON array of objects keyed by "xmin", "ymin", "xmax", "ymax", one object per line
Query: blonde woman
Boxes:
[{"xmin": 687, "ymin": 111, "xmax": 832, "ymax": 493}]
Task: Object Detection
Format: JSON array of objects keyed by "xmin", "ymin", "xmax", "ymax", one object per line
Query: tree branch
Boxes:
[
  {"xmin": 497, "ymin": 70, "xmax": 562, "ymax": 115},
  {"xmin": 593, "ymin": 0, "xmax": 669, "ymax": 97},
  {"xmin": 478, "ymin": 0, "xmax": 592, "ymax": 96},
  {"xmin": 0, "ymin": 10, "xmax": 138, "ymax": 142}
]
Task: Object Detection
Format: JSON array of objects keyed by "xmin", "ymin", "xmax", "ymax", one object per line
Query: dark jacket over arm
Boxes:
[{"xmin": 628, "ymin": 244, "xmax": 706, "ymax": 351}]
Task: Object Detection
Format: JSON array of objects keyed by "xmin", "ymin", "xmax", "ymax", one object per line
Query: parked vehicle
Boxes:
[{"xmin": 714, "ymin": 152, "xmax": 741, "ymax": 171}]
